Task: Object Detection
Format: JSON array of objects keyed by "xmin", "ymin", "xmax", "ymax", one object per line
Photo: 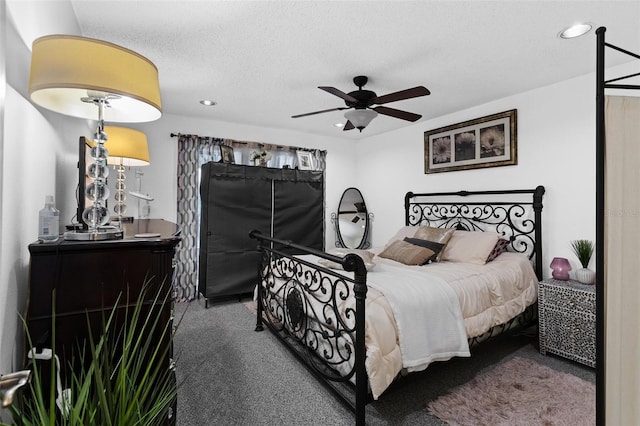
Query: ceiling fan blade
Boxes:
[
  {"xmin": 291, "ymin": 107, "xmax": 348, "ymax": 118},
  {"xmin": 373, "ymin": 106, "xmax": 422, "ymax": 122},
  {"xmin": 318, "ymin": 86, "xmax": 358, "ymax": 103},
  {"xmin": 343, "ymin": 120, "xmax": 355, "ymax": 131},
  {"xmin": 372, "ymin": 86, "xmax": 430, "ymax": 105}
]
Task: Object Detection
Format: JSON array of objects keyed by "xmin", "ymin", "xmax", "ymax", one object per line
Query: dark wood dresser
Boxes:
[{"xmin": 26, "ymin": 219, "xmax": 181, "ymax": 423}]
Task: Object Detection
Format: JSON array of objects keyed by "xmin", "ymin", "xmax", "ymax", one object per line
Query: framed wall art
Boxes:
[
  {"xmin": 424, "ymin": 109, "xmax": 517, "ymax": 174},
  {"xmin": 219, "ymin": 144, "xmax": 235, "ymax": 164},
  {"xmin": 297, "ymin": 150, "xmax": 314, "ymax": 170}
]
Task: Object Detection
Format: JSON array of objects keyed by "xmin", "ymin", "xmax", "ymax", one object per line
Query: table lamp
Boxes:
[
  {"xmin": 103, "ymin": 126, "xmax": 150, "ymax": 224},
  {"xmin": 550, "ymin": 257, "xmax": 571, "ymax": 280},
  {"xmin": 28, "ymin": 35, "xmax": 161, "ymax": 240}
]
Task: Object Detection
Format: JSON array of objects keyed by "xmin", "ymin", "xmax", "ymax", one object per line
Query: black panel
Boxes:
[
  {"xmin": 203, "ymin": 251, "xmax": 262, "ymax": 297},
  {"xmin": 198, "ymin": 163, "xmax": 272, "ymax": 299},
  {"xmin": 205, "ymin": 171, "xmax": 272, "ymax": 250},
  {"xmin": 198, "ymin": 163, "xmax": 324, "ymax": 301},
  {"xmin": 273, "ymin": 178, "xmax": 324, "ymax": 252}
]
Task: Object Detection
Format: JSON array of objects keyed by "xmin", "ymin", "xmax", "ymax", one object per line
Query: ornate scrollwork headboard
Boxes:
[{"xmin": 404, "ymin": 186, "xmax": 545, "ymax": 279}]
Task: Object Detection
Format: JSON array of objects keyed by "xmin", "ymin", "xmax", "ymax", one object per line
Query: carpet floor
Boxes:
[{"xmin": 173, "ymin": 299, "xmax": 595, "ymax": 425}]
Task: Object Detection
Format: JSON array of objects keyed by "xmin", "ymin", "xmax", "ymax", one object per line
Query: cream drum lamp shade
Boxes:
[
  {"xmin": 103, "ymin": 126, "xmax": 150, "ymax": 167},
  {"xmin": 28, "ymin": 35, "xmax": 162, "ymax": 122}
]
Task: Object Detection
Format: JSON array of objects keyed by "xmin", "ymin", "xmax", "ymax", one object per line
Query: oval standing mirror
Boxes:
[{"xmin": 334, "ymin": 187, "xmax": 371, "ymax": 249}]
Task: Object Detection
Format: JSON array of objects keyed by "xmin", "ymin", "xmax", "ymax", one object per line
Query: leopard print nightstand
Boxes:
[{"xmin": 538, "ymin": 278, "xmax": 596, "ymax": 368}]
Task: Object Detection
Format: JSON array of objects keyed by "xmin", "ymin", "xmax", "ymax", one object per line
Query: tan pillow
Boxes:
[
  {"xmin": 328, "ymin": 248, "xmax": 375, "ymax": 262},
  {"xmin": 378, "ymin": 240, "xmax": 436, "ymax": 266},
  {"xmin": 412, "ymin": 227, "xmax": 455, "ymax": 261},
  {"xmin": 440, "ymin": 230, "xmax": 500, "ymax": 265},
  {"xmin": 318, "ymin": 249, "xmax": 376, "ymax": 271}
]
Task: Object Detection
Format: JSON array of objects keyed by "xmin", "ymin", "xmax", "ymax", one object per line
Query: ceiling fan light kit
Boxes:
[
  {"xmin": 292, "ymin": 75, "xmax": 430, "ymax": 132},
  {"xmin": 344, "ymin": 109, "xmax": 378, "ymax": 132}
]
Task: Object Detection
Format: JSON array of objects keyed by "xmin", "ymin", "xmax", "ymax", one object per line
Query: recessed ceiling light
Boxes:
[
  {"xmin": 558, "ymin": 23, "xmax": 593, "ymax": 39},
  {"xmin": 335, "ymin": 123, "xmax": 344, "ymax": 127},
  {"xmin": 200, "ymin": 100, "xmax": 216, "ymax": 106}
]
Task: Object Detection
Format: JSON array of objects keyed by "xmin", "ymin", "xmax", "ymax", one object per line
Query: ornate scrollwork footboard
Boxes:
[{"xmin": 249, "ymin": 230, "xmax": 369, "ymax": 426}]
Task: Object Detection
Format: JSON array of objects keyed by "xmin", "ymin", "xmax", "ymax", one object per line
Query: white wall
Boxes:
[
  {"xmin": 0, "ymin": 5, "xmax": 7, "ymax": 408},
  {"xmin": 355, "ymin": 72, "xmax": 599, "ymax": 279},
  {"xmin": 0, "ymin": 4, "xmax": 85, "ymax": 421}
]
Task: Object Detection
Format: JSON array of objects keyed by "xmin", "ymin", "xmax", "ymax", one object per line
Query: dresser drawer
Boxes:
[{"xmin": 540, "ymin": 281, "xmax": 595, "ymax": 313}]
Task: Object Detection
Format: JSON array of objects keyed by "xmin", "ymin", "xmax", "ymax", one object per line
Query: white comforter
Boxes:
[{"xmin": 364, "ymin": 251, "xmax": 538, "ymax": 398}]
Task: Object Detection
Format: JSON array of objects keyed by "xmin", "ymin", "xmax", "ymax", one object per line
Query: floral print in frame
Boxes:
[{"xmin": 424, "ymin": 109, "xmax": 517, "ymax": 173}]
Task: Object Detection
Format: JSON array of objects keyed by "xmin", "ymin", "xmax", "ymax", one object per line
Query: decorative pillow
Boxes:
[
  {"xmin": 440, "ymin": 230, "xmax": 500, "ymax": 265},
  {"xmin": 383, "ymin": 226, "xmax": 419, "ymax": 249},
  {"xmin": 378, "ymin": 240, "xmax": 436, "ymax": 266},
  {"xmin": 486, "ymin": 238, "xmax": 511, "ymax": 263},
  {"xmin": 318, "ymin": 248, "xmax": 376, "ymax": 271},
  {"xmin": 403, "ymin": 237, "xmax": 445, "ymax": 263},
  {"xmin": 328, "ymin": 248, "xmax": 375, "ymax": 262},
  {"xmin": 412, "ymin": 227, "xmax": 455, "ymax": 261}
]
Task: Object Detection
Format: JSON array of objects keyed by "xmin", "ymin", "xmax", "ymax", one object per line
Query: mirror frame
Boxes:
[{"xmin": 333, "ymin": 187, "xmax": 372, "ymax": 250}]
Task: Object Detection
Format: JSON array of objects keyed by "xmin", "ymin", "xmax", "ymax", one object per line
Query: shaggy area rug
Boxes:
[{"xmin": 426, "ymin": 356, "xmax": 595, "ymax": 426}]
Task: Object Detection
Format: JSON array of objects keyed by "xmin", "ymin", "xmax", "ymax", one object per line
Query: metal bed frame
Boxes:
[
  {"xmin": 595, "ymin": 26, "xmax": 640, "ymax": 426},
  {"xmin": 250, "ymin": 186, "xmax": 545, "ymax": 425}
]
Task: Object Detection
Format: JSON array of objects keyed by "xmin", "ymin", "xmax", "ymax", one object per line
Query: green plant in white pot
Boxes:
[{"xmin": 571, "ymin": 239, "xmax": 595, "ymax": 284}]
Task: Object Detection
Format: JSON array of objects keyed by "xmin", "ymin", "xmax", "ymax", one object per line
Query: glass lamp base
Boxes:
[
  {"xmin": 551, "ymin": 270, "xmax": 570, "ymax": 280},
  {"xmin": 63, "ymin": 226, "xmax": 123, "ymax": 241}
]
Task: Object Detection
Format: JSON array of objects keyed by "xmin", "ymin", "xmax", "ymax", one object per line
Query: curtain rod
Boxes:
[
  {"xmin": 171, "ymin": 132, "xmax": 212, "ymax": 138},
  {"xmin": 170, "ymin": 132, "xmax": 219, "ymax": 141},
  {"xmin": 170, "ymin": 132, "xmax": 325, "ymax": 154}
]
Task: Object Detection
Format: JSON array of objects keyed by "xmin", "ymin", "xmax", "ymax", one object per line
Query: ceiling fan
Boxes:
[{"xmin": 292, "ymin": 75, "xmax": 430, "ymax": 132}]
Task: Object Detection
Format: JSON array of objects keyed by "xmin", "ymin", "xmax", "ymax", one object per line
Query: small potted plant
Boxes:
[
  {"xmin": 250, "ymin": 150, "xmax": 271, "ymax": 166},
  {"xmin": 571, "ymin": 239, "xmax": 595, "ymax": 284}
]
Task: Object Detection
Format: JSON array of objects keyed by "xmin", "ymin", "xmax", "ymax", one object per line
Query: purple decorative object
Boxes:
[{"xmin": 550, "ymin": 257, "xmax": 571, "ymax": 280}]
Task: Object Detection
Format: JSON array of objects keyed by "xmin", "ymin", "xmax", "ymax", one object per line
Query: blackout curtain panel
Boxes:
[{"xmin": 604, "ymin": 95, "xmax": 640, "ymax": 425}]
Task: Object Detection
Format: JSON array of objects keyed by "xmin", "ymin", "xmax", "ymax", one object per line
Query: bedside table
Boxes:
[{"xmin": 538, "ymin": 278, "xmax": 596, "ymax": 368}]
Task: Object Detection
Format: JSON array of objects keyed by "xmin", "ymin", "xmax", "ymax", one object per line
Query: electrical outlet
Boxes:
[{"xmin": 28, "ymin": 348, "xmax": 53, "ymax": 360}]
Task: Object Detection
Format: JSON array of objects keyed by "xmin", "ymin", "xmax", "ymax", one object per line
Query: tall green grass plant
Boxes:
[{"xmin": 5, "ymin": 283, "xmax": 181, "ymax": 426}]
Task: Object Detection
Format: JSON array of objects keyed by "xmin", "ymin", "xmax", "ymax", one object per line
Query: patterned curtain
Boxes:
[
  {"xmin": 174, "ymin": 133, "xmax": 326, "ymax": 301},
  {"xmin": 175, "ymin": 135, "xmax": 222, "ymax": 301}
]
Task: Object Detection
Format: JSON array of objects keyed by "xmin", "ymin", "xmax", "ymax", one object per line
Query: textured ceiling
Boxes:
[{"xmin": 68, "ymin": 0, "xmax": 640, "ymax": 139}]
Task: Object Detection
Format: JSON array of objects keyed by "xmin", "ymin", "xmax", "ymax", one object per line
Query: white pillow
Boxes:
[{"xmin": 440, "ymin": 230, "xmax": 500, "ymax": 265}]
